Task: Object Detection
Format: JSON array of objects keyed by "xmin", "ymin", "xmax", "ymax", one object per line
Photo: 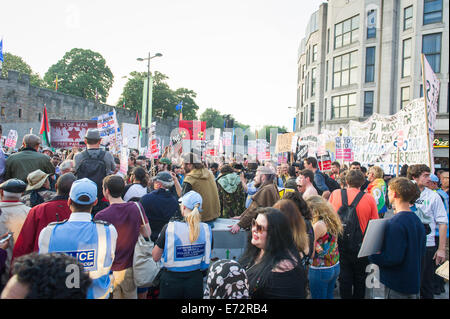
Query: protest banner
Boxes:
[
  {"xmin": 120, "ymin": 146, "xmax": 128, "ymax": 175},
  {"xmin": 275, "ymin": 132, "xmax": 295, "ymax": 153},
  {"xmin": 121, "ymin": 123, "xmax": 140, "ymax": 150},
  {"xmin": 5, "ymin": 130, "xmax": 18, "ymax": 149},
  {"xmin": 92, "ymin": 110, "xmax": 121, "ymax": 153},
  {"xmin": 348, "ymin": 98, "xmax": 430, "ymax": 175},
  {"xmin": 49, "ymin": 119, "xmax": 97, "ymax": 148},
  {"xmin": 421, "ymin": 54, "xmax": 440, "ymax": 171}
]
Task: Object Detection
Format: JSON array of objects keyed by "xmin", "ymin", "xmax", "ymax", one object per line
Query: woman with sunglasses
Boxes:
[
  {"xmin": 239, "ymin": 207, "xmax": 306, "ymax": 299},
  {"xmin": 305, "ymin": 195, "xmax": 343, "ymax": 299},
  {"xmin": 152, "ymin": 191, "xmax": 212, "ymax": 299}
]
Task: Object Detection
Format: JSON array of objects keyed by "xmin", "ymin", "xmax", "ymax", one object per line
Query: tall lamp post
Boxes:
[{"xmin": 137, "ymin": 52, "xmax": 163, "ymax": 147}]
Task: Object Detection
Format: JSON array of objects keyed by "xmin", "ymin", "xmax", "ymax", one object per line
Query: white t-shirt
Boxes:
[
  {"xmin": 415, "ymin": 187, "xmax": 448, "ymax": 247},
  {"xmin": 123, "ymin": 184, "xmax": 148, "ymax": 202}
]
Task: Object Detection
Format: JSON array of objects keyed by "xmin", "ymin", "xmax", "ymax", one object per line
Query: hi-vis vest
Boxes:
[
  {"xmin": 162, "ymin": 221, "xmax": 212, "ymax": 272},
  {"xmin": 38, "ymin": 213, "xmax": 117, "ymax": 299}
]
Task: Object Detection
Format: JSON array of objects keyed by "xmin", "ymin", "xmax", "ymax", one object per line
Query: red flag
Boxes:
[
  {"xmin": 39, "ymin": 105, "xmax": 50, "ymax": 147},
  {"xmin": 179, "ymin": 120, "xmax": 206, "ymax": 140}
]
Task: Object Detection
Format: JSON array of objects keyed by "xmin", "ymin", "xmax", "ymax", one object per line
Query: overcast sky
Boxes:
[{"xmin": 1, "ymin": 0, "xmax": 325, "ymax": 131}]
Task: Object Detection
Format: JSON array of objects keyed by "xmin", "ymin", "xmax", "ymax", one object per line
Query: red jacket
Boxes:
[{"xmin": 12, "ymin": 196, "xmax": 72, "ymax": 262}]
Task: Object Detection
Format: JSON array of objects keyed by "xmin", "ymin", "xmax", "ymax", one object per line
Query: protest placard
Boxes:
[
  {"xmin": 49, "ymin": 119, "xmax": 98, "ymax": 148},
  {"xmin": 121, "ymin": 123, "xmax": 140, "ymax": 150},
  {"xmin": 275, "ymin": 132, "xmax": 295, "ymax": 153},
  {"xmin": 92, "ymin": 110, "xmax": 121, "ymax": 153},
  {"xmin": 348, "ymin": 98, "xmax": 430, "ymax": 175},
  {"xmin": 5, "ymin": 130, "xmax": 18, "ymax": 149}
]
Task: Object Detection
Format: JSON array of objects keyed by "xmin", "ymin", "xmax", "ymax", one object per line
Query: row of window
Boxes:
[{"xmin": 0, "ymin": 107, "xmax": 24, "ymax": 118}]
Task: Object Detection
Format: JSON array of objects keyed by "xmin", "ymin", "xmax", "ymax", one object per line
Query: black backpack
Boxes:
[
  {"xmin": 75, "ymin": 150, "xmax": 107, "ymax": 199},
  {"xmin": 312, "ymin": 171, "xmax": 341, "ymax": 195},
  {"xmin": 337, "ymin": 189, "xmax": 366, "ymax": 257}
]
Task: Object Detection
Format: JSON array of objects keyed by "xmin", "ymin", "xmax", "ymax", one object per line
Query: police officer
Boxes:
[
  {"xmin": 152, "ymin": 191, "xmax": 213, "ymax": 299},
  {"xmin": 38, "ymin": 178, "xmax": 117, "ymax": 299}
]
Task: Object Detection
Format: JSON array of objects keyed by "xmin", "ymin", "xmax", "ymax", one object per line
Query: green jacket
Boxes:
[
  {"xmin": 4, "ymin": 149, "xmax": 55, "ymax": 183},
  {"xmin": 216, "ymin": 172, "xmax": 246, "ymax": 218}
]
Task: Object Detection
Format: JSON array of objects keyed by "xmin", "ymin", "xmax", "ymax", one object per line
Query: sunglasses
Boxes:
[{"xmin": 251, "ymin": 218, "xmax": 267, "ymax": 233}]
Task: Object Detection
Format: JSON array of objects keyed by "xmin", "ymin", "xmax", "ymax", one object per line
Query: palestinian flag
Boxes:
[
  {"xmin": 135, "ymin": 110, "xmax": 142, "ymax": 139},
  {"xmin": 39, "ymin": 105, "xmax": 51, "ymax": 147}
]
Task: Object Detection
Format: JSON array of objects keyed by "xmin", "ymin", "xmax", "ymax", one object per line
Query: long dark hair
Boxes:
[
  {"xmin": 239, "ymin": 207, "xmax": 302, "ymax": 292},
  {"xmin": 132, "ymin": 167, "xmax": 149, "ymax": 188}
]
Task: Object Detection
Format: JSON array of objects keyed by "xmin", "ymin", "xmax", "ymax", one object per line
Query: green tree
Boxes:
[
  {"xmin": 118, "ymin": 71, "xmax": 199, "ymax": 120},
  {"xmin": 44, "ymin": 48, "xmax": 113, "ymax": 102},
  {"xmin": 200, "ymin": 108, "xmax": 225, "ymax": 128},
  {"xmin": 1, "ymin": 52, "xmax": 46, "ymax": 87}
]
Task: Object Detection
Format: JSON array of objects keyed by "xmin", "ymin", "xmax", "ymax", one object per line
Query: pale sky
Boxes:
[{"xmin": 1, "ymin": 0, "xmax": 325, "ymax": 131}]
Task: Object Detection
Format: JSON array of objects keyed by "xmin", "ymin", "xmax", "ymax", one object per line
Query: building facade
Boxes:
[{"xmin": 296, "ymin": 0, "xmax": 449, "ymax": 168}]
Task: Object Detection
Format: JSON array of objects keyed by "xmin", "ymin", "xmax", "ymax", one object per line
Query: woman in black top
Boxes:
[{"xmin": 239, "ymin": 207, "xmax": 306, "ymax": 299}]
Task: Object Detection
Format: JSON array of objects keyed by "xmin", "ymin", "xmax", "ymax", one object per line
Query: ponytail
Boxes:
[{"xmin": 185, "ymin": 204, "xmax": 201, "ymax": 243}]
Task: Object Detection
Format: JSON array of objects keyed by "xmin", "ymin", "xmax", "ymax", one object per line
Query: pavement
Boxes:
[{"xmin": 334, "ymin": 208, "xmax": 449, "ymax": 299}]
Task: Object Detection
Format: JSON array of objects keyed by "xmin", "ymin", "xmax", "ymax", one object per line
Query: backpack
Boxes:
[
  {"xmin": 75, "ymin": 150, "xmax": 107, "ymax": 199},
  {"xmin": 312, "ymin": 171, "xmax": 341, "ymax": 195},
  {"xmin": 337, "ymin": 189, "xmax": 366, "ymax": 257}
]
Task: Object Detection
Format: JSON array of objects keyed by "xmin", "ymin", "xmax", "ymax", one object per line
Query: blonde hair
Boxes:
[
  {"xmin": 184, "ymin": 204, "xmax": 201, "ymax": 243},
  {"xmin": 306, "ymin": 195, "xmax": 343, "ymax": 238},
  {"xmin": 369, "ymin": 166, "xmax": 384, "ymax": 179}
]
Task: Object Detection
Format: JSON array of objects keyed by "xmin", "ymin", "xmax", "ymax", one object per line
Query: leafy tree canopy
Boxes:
[
  {"xmin": 44, "ymin": 48, "xmax": 113, "ymax": 103},
  {"xmin": 1, "ymin": 52, "xmax": 46, "ymax": 87}
]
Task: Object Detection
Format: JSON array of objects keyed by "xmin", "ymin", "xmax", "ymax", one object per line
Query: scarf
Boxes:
[{"xmin": 203, "ymin": 259, "xmax": 250, "ymax": 299}]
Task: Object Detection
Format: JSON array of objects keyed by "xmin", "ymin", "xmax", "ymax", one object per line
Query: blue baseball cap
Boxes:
[
  {"xmin": 430, "ymin": 174, "xmax": 439, "ymax": 183},
  {"xmin": 69, "ymin": 178, "xmax": 98, "ymax": 205},
  {"xmin": 179, "ymin": 191, "xmax": 203, "ymax": 212}
]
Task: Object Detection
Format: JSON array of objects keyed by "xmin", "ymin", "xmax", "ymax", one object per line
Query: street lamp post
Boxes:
[{"xmin": 137, "ymin": 52, "xmax": 162, "ymax": 176}]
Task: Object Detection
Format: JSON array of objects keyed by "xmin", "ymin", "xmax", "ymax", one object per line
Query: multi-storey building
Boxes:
[{"xmin": 296, "ymin": 0, "xmax": 449, "ymax": 168}]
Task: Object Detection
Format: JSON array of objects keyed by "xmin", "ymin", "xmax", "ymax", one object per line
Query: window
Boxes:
[
  {"xmin": 402, "ymin": 38, "xmax": 412, "ymax": 78},
  {"xmin": 19, "ymin": 109, "xmax": 22, "ymax": 118},
  {"xmin": 312, "ymin": 44, "xmax": 318, "ymax": 62},
  {"xmin": 305, "ymin": 72, "xmax": 309, "ymax": 99},
  {"xmin": 301, "ymin": 83, "xmax": 305, "ymax": 106},
  {"xmin": 365, "ymin": 47, "xmax": 375, "ymax": 82},
  {"xmin": 422, "ymin": 33, "xmax": 441, "ymax": 73},
  {"xmin": 367, "ymin": 10, "xmax": 376, "ymax": 39},
  {"xmin": 324, "ymin": 98, "xmax": 327, "ymax": 121},
  {"xmin": 300, "ymin": 112, "xmax": 303, "ymax": 128},
  {"xmin": 404, "ymin": 6, "xmax": 413, "ymax": 30},
  {"xmin": 306, "ymin": 47, "xmax": 310, "ymax": 67},
  {"xmin": 1, "ymin": 107, "xmax": 5, "ymax": 117},
  {"xmin": 302, "ymin": 65, "xmax": 306, "ymax": 79},
  {"xmin": 305, "ymin": 105, "xmax": 309, "ymax": 124},
  {"xmin": 331, "ymin": 93, "xmax": 357, "ymax": 119},
  {"xmin": 327, "ymin": 28, "xmax": 330, "ymax": 53},
  {"xmin": 364, "ymin": 91, "xmax": 374, "ymax": 116},
  {"xmin": 310, "ymin": 103, "xmax": 315, "ymax": 123},
  {"xmin": 423, "ymin": 0, "xmax": 442, "ymax": 25},
  {"xmin": 311, "ymin": 68, "xmax": 316, "ymax": 96},
  {"xmin": 38, "ymin": 113, "xmax": 41, "ymax": 122},
  {"xmin": 333, "ymin": 51, "xmax": 358, "ymax": 88},
  {"xmin": 325, "ymin": 60, "xmax": 329, "ymax": 91},
  {"xmin": 401, "ymin": 87, "xmax": 410, "ymax": 109},
  {"xmin": 334, "ymin": 15, "xmax": 359, "ymax": 49}
]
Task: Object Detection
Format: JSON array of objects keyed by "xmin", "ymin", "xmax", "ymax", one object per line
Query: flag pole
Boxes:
[{"xmin": 421, "ymin": 54, "xmax": 433, "ymax": 170}]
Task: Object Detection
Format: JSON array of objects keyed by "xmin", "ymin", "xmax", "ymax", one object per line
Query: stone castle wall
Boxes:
[{"xmin": 0, "ymin": 70, "xmax": 136, "ymax": 145}]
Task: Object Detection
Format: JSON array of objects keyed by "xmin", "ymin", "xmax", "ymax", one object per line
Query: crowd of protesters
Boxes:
[{"xmin": 0, "ymin": 125, "xmax": 448, "ymax": 299}]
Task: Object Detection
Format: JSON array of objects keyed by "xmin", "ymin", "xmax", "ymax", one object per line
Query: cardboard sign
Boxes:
[
  {"xmin": 49, "ymin": 119, "xmax": 98, "ymax": 148},
  {"xmin": 5, "ymin": 130, "xmax": 18, "ymax": 148},
  {"xmin": 275, "ymin": 132, "xmax": 295, "ymax": 153}
]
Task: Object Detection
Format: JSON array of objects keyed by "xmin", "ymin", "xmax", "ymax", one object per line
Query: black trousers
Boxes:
[
  {"xmin": 338, "ymin": 255, "xmax": 369, "ymax": 299},
  {"xmin": 158, "ymin": 269, "xmax": 204, "ymax": 299},
  {"xmin": 420, "ymin": 246, "xmax": 436, "ymax": 299}
]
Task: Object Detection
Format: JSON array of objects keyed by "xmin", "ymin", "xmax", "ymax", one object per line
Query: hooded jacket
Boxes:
[
  {"xmin": 237, "ymin": 181, "xmax": 280, "ymax": 229},
  {"xmin": 216, "ymin": 173, "xmax": 246, "ymax": 218},
  {"xmin": 183, "ymin": 168, "xmax": 220, "ymax": 222}
]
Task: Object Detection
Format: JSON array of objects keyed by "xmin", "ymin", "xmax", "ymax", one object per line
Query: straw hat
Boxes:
[{"xmin": 26, "ymin": 169, "xmax": 52, "ymax": 191}]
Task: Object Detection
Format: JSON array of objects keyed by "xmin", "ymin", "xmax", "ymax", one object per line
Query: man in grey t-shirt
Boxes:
[{"xmin": 73, "ymin": 129, "xmax": 116, "ymax": 215}]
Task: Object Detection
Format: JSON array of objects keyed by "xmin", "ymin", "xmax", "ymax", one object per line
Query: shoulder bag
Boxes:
[{"xmin": 132, "ymin": 202, "xmax": 161, "ymax": 287}]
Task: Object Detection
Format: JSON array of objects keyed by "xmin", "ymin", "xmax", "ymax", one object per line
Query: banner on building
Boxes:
[{"xmin": 49, "ymin": 119, "xmax": 98, "ymax": 148}]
